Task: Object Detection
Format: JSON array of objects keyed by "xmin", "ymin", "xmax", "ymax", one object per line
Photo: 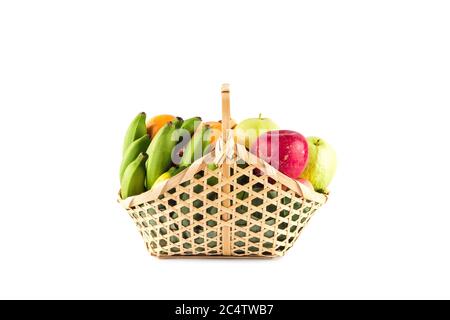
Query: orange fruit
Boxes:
[
  {"xmin": 205, "ymin": 119, "xmax": 237, "ymax": 145},
  {"xmin": 205, "ymin": 122, "xmax": 222, "ymax": 145},
  {"xmin": 146, "ymin": 114, "xmax": 176, "ymax": 139}
]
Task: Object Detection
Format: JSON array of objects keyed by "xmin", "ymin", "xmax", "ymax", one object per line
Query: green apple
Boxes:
[
  {"xmin": 300, "ymin": 137, "xmax": 336, "ymax": 193},
  {"xmin": 235, "ymin": 114, "xmax": 279, "ymax": 149}
]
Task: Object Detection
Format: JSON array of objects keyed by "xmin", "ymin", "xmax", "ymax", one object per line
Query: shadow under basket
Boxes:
[{"xmin": 118, "ymin": 84, "xmax": 328, "ymax": 258}]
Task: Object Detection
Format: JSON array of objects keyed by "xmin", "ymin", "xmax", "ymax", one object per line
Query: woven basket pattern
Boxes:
[{"xmin": 126, "ymin": 158, "xmax": 323, "ymax": 257}]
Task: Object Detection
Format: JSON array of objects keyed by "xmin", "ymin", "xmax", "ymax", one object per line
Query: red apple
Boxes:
[{"xmin": 250, "ymin": 130, "xmax": 309, "ymax": 179}]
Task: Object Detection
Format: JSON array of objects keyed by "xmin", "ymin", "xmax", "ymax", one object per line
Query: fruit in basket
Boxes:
[
  {"xmin": 153, "ymin": 171, "xmax": 172, "ymax": 187},
  {"xmin": 122, "ymin": 112, "xmax": 147, "ymax": 155},
  {"xmin": 207, "ymin": 163, "xmax": 218, "ymax": 171},
  {"xmin": 120, "ymin": 152, "xmax": 148, "ymax": 199},
  {"xmin": 205, "ymin": 119, "xmax": 237, "ymax": 145},
  {"xmin": 235, "ymin": 114, "xmax": 279, "ymax": 149},
  {"xmin": 300, "ymin": 137, "xmax": 336, "ymax": 193},
  {"xmin": 206, "ymin": 119, "xmax": 237, "ymax": 131},
  {"xmin": 146, "ymin": 114, "xmax": 177, "ymax": 139},
  {"xmin": 152, "ymin": 166, "xmax": 185, "ymax": 188},
  {"xmin": 180, "ymin": 116, "xmax": 202, "ymax": 136},
  {"xmin": 172, "ymin": 117, "xmax": 203, "ymax": 163},
  {"xmin": 120, "ymin": 134, "xmax": 151, "ymax": 180},
  {"xmin": 146, "ymin": 118, "xmax": 184, "ymax": 189},
  {"xmin": 179, "ymin": 124, "xmax": 210, "ymax": 167},
  {"xmin": 203, "ymin": 126, "xmax": 214, "ymax": 154},
  {"xmin": 205, "ymin": 122, "xmax": 221, "ymax": 145},
  {"xmin": 250, "ymin": 130, "xmax": 309, "ymax": 179}
]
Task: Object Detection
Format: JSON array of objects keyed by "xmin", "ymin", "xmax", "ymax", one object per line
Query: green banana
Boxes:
[
  {"xmin": 168, "ymin": 166, "xmax": 185, "ymax": 176},
  {"xmin": 146, "ymin": 118, "xmax": 183, "ymax": 189},
  {"xmin": 202, "ymin": 127, "xmax": 216, "ymax": 170},
  {"xmin": 120, "ymin": 152, "xmax": 148, "ymax": 199},
  {"xmin": 122, "ymin": 112, "xmax": 147, "ymax": 155},
  {"xmin": 119, "ymin": 134, "xmax": 151, "ymax": 180},
  {"xmin": 203, "ymin": 126, "xmax": 213, "ymax": 154},
  {"xmin": 180, "ymin": 117, "xmax": 202, "ymax": 136},
  {"xmin": 172, "ymin": 117, "xmax": 201, "ymax": 164},
  {"xmin": 179, "ymin": 124, "xmax": 210, "ymax": 168}
]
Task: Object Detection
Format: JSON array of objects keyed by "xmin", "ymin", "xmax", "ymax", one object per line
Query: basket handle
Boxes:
[
  {"xmin": 220, "ymin": 83, "xmax": 232, "ymax": 255},
  {"xmin": 221, "ymin": 83, "xmax": 231, "ymax": 140}
]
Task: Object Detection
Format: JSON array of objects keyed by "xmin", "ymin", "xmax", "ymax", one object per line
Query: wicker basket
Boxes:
[{"xmin": 119, "ymin": 84, "xmax": 328, "ymax": 258}]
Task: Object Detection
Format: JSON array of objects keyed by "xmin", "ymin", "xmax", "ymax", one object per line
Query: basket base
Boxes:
[{"xmin": 152, "ymin": 254, "xmax": 277, "ymax": 259}]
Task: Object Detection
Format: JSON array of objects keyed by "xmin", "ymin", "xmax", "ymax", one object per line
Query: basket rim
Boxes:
[{"xmin": 118, "ymin": 142, "xmax": 328, "ymax": 209}]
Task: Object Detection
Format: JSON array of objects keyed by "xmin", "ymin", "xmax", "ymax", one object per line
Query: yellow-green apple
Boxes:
[
  {"xmin": 250, "ymin": 130, "xmax": 309, "ymax": 179},
  {"xmin": 235, "ymin": 114, "xmax": 279, "ymax": 149},
  {"xmin": 300, "ymin": 137, "xmax": 336, "ymax": 193}
]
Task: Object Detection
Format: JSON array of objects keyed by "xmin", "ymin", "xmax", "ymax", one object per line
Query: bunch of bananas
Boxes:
[{"xmin": 120, "ymin": 113, "xmax": 211, "ymax": 199}]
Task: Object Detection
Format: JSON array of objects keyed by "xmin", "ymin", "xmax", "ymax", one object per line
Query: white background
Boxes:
[{"xmin": 0, "ymin": 1, "xmax": 449, "ymax": 300}]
